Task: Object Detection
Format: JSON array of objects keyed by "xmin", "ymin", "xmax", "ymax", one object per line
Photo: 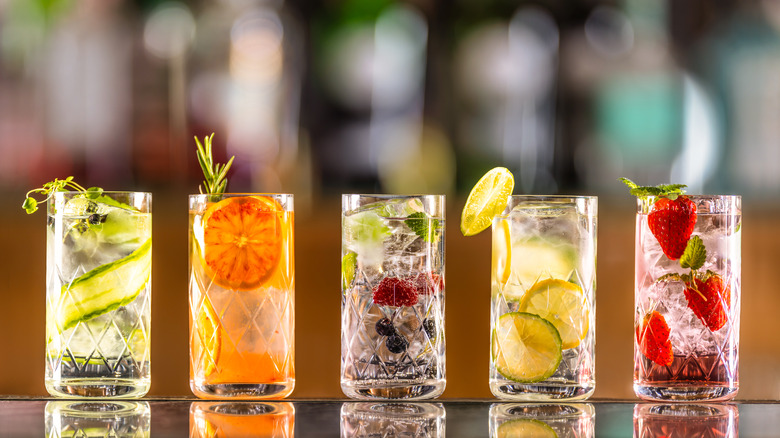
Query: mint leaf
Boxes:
[
  {"xmin": 22, "ymin": 197, "xmax": 38, "ymax": 214},
  {"xmin": 680, "ymin": 235, "xmax": 706, "ymax": 270},
  {"xmin": 620, "ymin": 177, "xmax": 688, "ymax": 200},
  {"xmin": 405, "ymin": 212, "xmax": 440, "ymax": 242}
]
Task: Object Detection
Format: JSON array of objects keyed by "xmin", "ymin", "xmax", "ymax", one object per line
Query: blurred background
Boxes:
[{"xmin": 1, "ymin": 0, "xmax": 779, "ymax": 399}]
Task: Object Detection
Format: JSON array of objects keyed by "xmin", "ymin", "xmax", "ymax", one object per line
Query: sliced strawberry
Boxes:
[
  {"xmin": 372, "ymin": 277, "xmax": 418, "ymax": 307},
  {"xmin": 684, "ymin": 273, "xmax": 730, "ymax": 332},
  {"xmin": 648, "ymin": 196, "xmax": 697, "ymax": 260},
  {"xmin": 636, "ymin": 311, "xmax": 674, "ymax": 366},
  {"xmin": 412, "ymin": 272, "xmax": 444, "ymax": 295}
]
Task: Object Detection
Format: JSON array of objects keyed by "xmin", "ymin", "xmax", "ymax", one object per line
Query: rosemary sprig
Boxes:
[{"xmin": 195, "ymin": 133, "xmax": 234, "ymax": 199}]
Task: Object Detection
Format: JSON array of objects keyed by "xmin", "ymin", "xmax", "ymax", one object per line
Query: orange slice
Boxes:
[
  {"xmin": 197, "ymin": 297, "xmax": 221, "ymax": 376},
  {"xmin": 202, "ymin": 196, "xmax": 283, "ymax": 290}
]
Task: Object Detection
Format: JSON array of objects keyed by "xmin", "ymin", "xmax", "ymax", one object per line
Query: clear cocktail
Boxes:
[
  {"xmin": 189, "ymin": 194, "xmax": 294, "ymax": 399},
  {"xmin": 341, "ymin": 195, "xmax": 445, "ymax": 400},
  {"xmin": 46, "ymin": 191, "xmax": 152, "ymax": 398},
  {"xmin": 490, "ymin": 403, "xmax": 594, "ymax": 438},
  {"xmin": 633, "ymin": 193, "xmax": 741, "ymax": 401},
  {"xmin": 490, "ymin": 196, "xmax": 596, "ymax": 400},
  {"xmin": 46, "ymin": 401, "xmax": 150, "ymax": 437}
]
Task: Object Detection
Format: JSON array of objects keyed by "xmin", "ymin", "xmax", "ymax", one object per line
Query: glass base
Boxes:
[
  {"xmin": 190, "ymin": 381, "xmax": 295, "ymax": 400},
  {"xmin": 634, "ymin": 382, "xmax": 738, "ymax": 402},
  {"xmin": 490, "ymin": 381, "xmax": 595, "ymax": 401},
  {"xmin": 46, "ymin": 378, "xmax": 150, "ymax": 398},
  {"xmin": 341, "ymin": 379, "xmax": 445, "ymax": 400}
]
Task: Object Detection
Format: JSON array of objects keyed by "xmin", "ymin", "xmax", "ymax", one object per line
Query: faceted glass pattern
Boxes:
[
  {"xmin": 633, "ymin": 404, "xmax": 738, "ymax": 437},
  {"xmin": 340, "ymin": 403, "xmax": 445, "ymax": 438}
]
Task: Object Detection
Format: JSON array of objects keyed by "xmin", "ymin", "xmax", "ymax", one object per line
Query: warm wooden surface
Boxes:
[{"xmin": 0, "ymin": 194, "xmax": 776, "ymax": 399}]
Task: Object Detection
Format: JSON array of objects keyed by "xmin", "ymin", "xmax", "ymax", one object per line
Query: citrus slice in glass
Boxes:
[
  {"xmin": 196, "ymin": 298, "xmax": 221, "ymax": 376},
  {"xmin": 460, "ymin": 167, "xmax": 514, "ymax": 236},
  {"xmin": 492, "ymin": 218, "xmax": 512, "ymax": 290},
  {"xmin": 341, "ymin": 251, "xmax": 357, "ymax": 290},
  {"xmin": 519, "ymin": 279, "xmax": 588, "ymax": 350},
  {"xmin": 497, "ymin": 419, "xmax": 558, "ymax": 438},
  {"xmin": 508, "ymin": 238, "xmax": 577, "ymax": 291},
  {"xmin": 492, "ymin": 312, "xmax": 562, "ymax": 383},
  {"xmin": 202, "ymin": 196, "xmax": 283, "ymax": 290}
]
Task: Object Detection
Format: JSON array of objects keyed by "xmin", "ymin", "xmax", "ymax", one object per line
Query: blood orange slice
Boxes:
[{"xmin": 202, "ymin": 196, "xmax": 283, "ymax": 290}]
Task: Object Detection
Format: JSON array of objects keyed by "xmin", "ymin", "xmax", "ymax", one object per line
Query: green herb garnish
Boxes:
[
  {"xmin": 405, "ymin": 212, "xmax": 441, "ymax": 242},
  {"xmin": 23, "ymin": 177, "xmax": 103, "ymax": 214},
  {"xmin": 620, "ymin": 177, "xmax": 687, "ymax": 200},
  {"xmin": 195, "ymin": 133, "xmax": 234, "ymax": 199}
]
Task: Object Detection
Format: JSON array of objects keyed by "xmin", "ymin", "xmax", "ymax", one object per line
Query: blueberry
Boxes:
[
  {"xmin": 386, "ymin": 334, "xmax": 409, "ymax": 354},
  {"xmin": 375, "ymin": 318, "xmax": 396, "ymax": 337},
  {"xmin": 88, "ymin": 213, "xmax": 102, "ymax": 225},
  {"xmin": 423, "ymin": 318, "xmax": 436, "ymax": 339}
]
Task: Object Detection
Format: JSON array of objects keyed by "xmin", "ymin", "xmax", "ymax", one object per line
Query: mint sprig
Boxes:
[
  {"xmin": 23, "ymin": 177, "xmax": 103, "ymax": 214},
  {"xmin": 620, "ymin": 177, "xmax": 687, "ymax": 200},
  {"xmin": 680, "ymin": 236, "xmax": 706, "ymax": 270},
  {"xmin": 405, "ymin": 212, "xmax": 440, "ymax": 242},
  {"xmin": 195, "ymin": 133, "xmax": 234, "ymax": 198}
]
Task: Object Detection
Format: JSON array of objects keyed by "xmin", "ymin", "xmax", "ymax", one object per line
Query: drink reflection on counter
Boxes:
[
  {"xmin": 634, "ymin": 404, "xmax": 738, "ymax": 438},
  {"xmin": 189, "ymin": 402, "xmax": 294, "ymax": 438},
  {"xmin": 341, "ymin": 402, "xmax": 445, "ymax": 437},
  {"xmin": 490, "ymin": 403, "xmax": 594, "ymax": 437},
  {"xmin": 45, "ymin": 401, "xmax": 150, "ymax": 437}
]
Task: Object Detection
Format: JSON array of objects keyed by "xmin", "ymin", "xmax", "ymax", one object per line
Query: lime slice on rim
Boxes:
[
  {"xmin": 519, "ymin": 279, "xmax": 588, "ymax": 350},
  {"xmin": 497, "ymin": 419, "xmax": 558, "ymax": 438},
  {"xmin": 493, "ymin": 312, "xmax": 562, "ymax": 383},
  {"xmin": 56, "ymin": 239, "xmax": 152, "ymax": 331},
  {"xmin": 460, "ymin": 167, "xmax": 514, "ymax": 236}
]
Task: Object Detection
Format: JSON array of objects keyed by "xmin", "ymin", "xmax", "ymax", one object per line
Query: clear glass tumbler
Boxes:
[
  {"xmin": 189, "ymin": 194, "xmax": 295, "ymax": 399},
  {"xmin": 634, "ymin": 195, "xmax": 740, "ymax": 401},
  {"xmin": 190, "ymin": 402, "xmax": 295, "ymax": 437},
  {"xmin": 490, "ymin": 403, "xmax": 594, "ymax": 438},
  {"xmin": 633, "ymin": 404, "xmax": 738, "ymax": 437},
  {"xmin": 341, "ymin": 194, "xmax": 446, "ymax": 400},
  {"xmin": 45, "ymin": 401, "xmax": 150, "ymax": 437},
  {"xmin": 341, "ymin": 403, "xmax": 445, "ymax": 437},
  {"xmin": 46, "ymin": 192, "xmax": 152, "ymax": 398},
  {"xmin": 490, "ymin": 196, "xmax": 597, "ymax": 400}
]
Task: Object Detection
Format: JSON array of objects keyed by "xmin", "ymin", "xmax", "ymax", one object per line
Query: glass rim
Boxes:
[
  {"xmin": 506, "ymin": 194, "xmax": 597, "ymax": 201},
  {"xmin": 52, "ymin": 190, "xmax": 152, "ymax": 196},
  {"xmin": 188, "ymin": 193, "xmax": 293, "ymax": 197},
  {"xmin": 636, "ymin": 194, "xmax": 741, "ymax": 201},
  {"xmin": 341, "ymin": 193, "xmax": 445, "ymax": 198}
]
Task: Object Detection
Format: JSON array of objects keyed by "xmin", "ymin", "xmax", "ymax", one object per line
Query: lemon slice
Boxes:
[
  {"xmin": 196, "ymin": 298, "xmax": 221, "ymax": 376},
  {"xmin": 519, "ymin": 279, "xmax": 588, "ymax": 350},
  {"xmin": 492, "ymin": 218, "xmax": 512, "ymax": 289},
  {"xmin": 497, "ymin": 419, "xmax": 558, "ymax": 438},
  {"xmin": 342, "ymin": 251, "xmax": 358, "ymax": 290},
  {"xmin": 460, "ymin": 167, "xmax": 514, "ymax": 236},
  {"xmin": 493, "ymin": 312, "xmax": 562, "ymax": 383},
  {"xmin": 508, "ymin": 238, "xmax": 577, "ymax": 290}
]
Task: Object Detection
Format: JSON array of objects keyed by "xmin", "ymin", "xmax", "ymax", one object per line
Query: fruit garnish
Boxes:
[
  {"xmin": 405, "ymin": 212, "xmax": 440, "ymax": 242},
  {"xmin": 375, "ymin": 318, "xmax": 396, "ymax": 337},
  {"xmin": 372, "ymin": 276, "xmax": 419, "ymax": 307},
  {"xmin": 621, "ymin": 178, "xmax": 696, "ymax": 260},
  {"xmin": 202, "ymin": 196, "xmax": 283, "ymax": 290},
  {"xmin": 386, "ymin": 333, "xmax": 409, "ymax": 354},
  {"xmin": 23, "ymin": 176, "xmax": 103, "ymax": 214},
  {"xmin": 461, "ymin": 167, "xmax": 515, "ymax": 236},
  {"xmin": 195, "ymin": 133, "xmax": 235, "ymax": 198},
  {"xmin": 636, "ymin": 310, "xmax": 673, "ymax": 366},
  {"xmin": 341, "ymin": 251, "xmax": 357, "ymax": 290},
  {"xmin": 412, "ymin": 272, "xmax": 444, "ymax": 295},
  {"xmin": 497, "ymin": 419, "xmax": 558, "ymax": 438},
  {"xmin": 519, "ymin": 279, "xmax": 589, "ymax": 350},
  {"xmin": 507, "ymin": 237, "xmax": 577, "ymax": 293},
  {"xmin": 422, "ymin": 318, "xmax": 436, "ymax": 339},
  {"xmin": 196, "ymin": 297, "xmax": 221, "ymax": 376},
  {"xmin": 492, "ymin": 218, "xmax": 512, "ymax": 289},
  {"xmin": 492, "ymin": 312, "xmax": 563, "ymax": 383},
  {"xmin": 56, "ymin": 238, "xmax": 152, "ymax": 331},
  {"xmin": 684, "ymin": 272, "xmax": 731, "ymax": 332}
]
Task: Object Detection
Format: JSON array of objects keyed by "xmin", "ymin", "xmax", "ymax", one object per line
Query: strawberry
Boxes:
[
  {"xmin": 372, "ymin": 277, "xmax": 418, "ymax": 307},
  {"xmin": 648, "ymin": 196, "xmax": 697, "ymax": 260},
  {"xmin": 620, "ymin": 178, "xmax": 696, "ymax": 260},
  {"xmin": 412, "ymin": 272, "xmax": 444, "ymax": 295},
  {"xmin": 636, "ymin": 311, "xmax": 674, "ymax": 366},
  {"xmin": 684, "ymin": 273, "xmax": 730, "ymax": 331}
]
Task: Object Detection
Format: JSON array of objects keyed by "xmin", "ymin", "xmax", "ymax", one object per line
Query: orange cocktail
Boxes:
[
  {"xmin": 190, "ymin": 402, "xmax": 294, "ymax": 437},
  {"xmin": 189, "ymin": 194, "xmax": 295, "ymax": 399}
]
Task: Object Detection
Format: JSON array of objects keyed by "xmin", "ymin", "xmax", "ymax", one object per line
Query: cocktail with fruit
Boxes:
[
  {"xmin": 189, "ymin": 135, "xmax": 295, "ymax": 399},
  {"xmin": 461, "ymin": 168, "xmax": 596, "ymax": 400},
  {"xmin": 341, "ymin": 194, "xmax": 445, "ymax": 400},
  {"xmin": 24, "ymin": 179, "xmax": 152, "ymax": 398},
  {"xmin": 624, "ymin": 179, "xmax": 741, "ymax": 401}
]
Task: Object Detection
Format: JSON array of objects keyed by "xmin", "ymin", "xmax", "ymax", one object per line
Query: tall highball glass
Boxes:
[
  {"xmin": 46, "ymin": 191, "xmax": 152, "ymax": 398},
  {"xmin": 189, "ymin": 194, "xmax": 294, "ymax": 399},
  {"xmin": 341, "ymin": 194, "xmax": 445, "ymax": 400},
  {"xmin": 490, "ymin": 196, "xmax": 596, "ymax": 400}
]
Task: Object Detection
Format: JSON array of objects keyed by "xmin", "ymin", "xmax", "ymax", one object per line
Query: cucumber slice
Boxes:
[{"xmin": 57, "ymin": 239, "xmax": 152, "ymax": 331}]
